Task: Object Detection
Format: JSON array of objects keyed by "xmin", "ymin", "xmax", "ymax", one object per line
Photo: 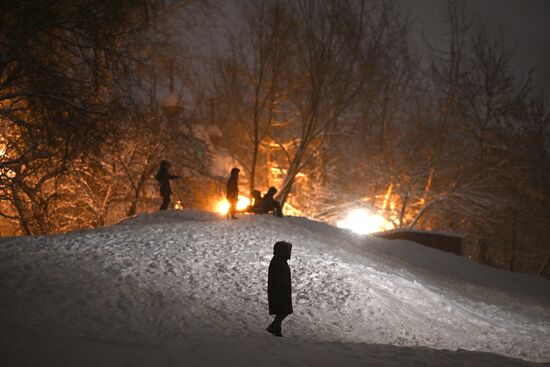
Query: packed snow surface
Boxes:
[{"xmin": 1, "ymin": 210, "xmax": 549, "ymax": 367}]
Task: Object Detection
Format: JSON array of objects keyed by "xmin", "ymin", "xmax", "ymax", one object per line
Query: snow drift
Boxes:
[{"xmin": 1, "ymin": 210, "xmax": 549, "ymax": 367}]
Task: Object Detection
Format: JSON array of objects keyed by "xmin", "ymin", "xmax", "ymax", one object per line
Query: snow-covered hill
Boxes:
[{"xmin": 1, "ymin": 210, "xmax": 549, "ymax": 367}]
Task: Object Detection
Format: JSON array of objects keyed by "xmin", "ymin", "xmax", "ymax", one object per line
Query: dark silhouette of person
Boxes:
[
  {"xmin": 244, "ymin": 190, "xmax": 263, "ymax": 213},
  {"xmin": 155, "ymin": 160, "xmax": 181, "ymax": 211},
  {"xmin": 266, "ymin": 241, "xmax": 293, "ymax": 337},
  {"xmin": 258, "ymin": 187, "xmax": 283, "ymax": 217},
  {"xmin": 226, "ymin": 167, "xmax": 240, "ymax": 219}
]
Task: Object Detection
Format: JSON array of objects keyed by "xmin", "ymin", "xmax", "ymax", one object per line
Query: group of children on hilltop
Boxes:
[
  {"xmin": 226, "ymin": 167, "xmax": 282, "ymax": 219},
  {"xmin": 155, "ymin": 162, "xmax": 283, "ymax": 219},
  {"xmin": 156, "ymin": 162, "xmax": 293, "ymax": 337}
]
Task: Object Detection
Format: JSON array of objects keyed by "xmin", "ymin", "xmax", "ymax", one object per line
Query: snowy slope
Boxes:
[{"xmin": 1, "ymin": 210, "xmax": 549, "ymax": 367}]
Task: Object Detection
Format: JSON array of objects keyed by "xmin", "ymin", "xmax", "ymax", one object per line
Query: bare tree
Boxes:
[
  {"xmin": 359, "ymin": 1, "xmax": 532, "ymax": 234},
  {"xmin": 0, "ymin": 0, "xmax": 212, "ymax": 234},
  {"xmin": 272, "ymin": 0, "xmax": 409, "ymax": 207},
  {"xmin": 215, "ymin": 0, "xmax": 294, "ymax": 196}
]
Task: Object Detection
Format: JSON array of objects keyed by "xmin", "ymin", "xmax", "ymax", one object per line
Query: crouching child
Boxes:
[{"xmin": 259, "ymin": 187, "xmax": 283, "ymax": 217}]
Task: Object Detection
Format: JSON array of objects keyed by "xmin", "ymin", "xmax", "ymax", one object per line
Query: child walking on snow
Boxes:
[{"xmin": 266, "ymin": 241, "xmax": 293, "ymax": 337}]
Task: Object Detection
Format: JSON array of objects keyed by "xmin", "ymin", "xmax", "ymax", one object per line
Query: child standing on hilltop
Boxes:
[
  {"xmin": 226, "ymin": 167, "xmax": 240, "ymax": 219},
  {"xmin": 155, "ymin": 160, "xmax": 181, "ymax": 211}
]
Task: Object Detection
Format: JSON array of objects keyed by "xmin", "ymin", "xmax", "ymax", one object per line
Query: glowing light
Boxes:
[
  {"xmin": 215, "ymin": 195, "xmax": 251, "ymax": 215},
  {"xmin": 0, "ymin": 141, "xmax": 6, "ymax": 158},
  {"xmin": 281, "ymin": 202, "xmax": 302, "ymax": 217},
  {"xmin": 174, "ymin": 201, "xmax": 183, "ymax": 210},
  {"xmin": 1, "ymin": 140, "xmax": 15, "ymax": 178},
  {"xmin": 381, "ymin": 183, "xmax": 393, "ymax": 209},
  {"xmin": 337, "ymin": 208, "xmax": 394, "ymax": 235}
]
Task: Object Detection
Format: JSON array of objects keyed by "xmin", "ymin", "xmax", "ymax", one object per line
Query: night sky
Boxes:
[
  {"xmin": 215, "ymin": 1, "xmax": 550, "ymax": 94},
  {"xmin": 401, "ymin": 0, "xmax": 550, "ymax": 94}
]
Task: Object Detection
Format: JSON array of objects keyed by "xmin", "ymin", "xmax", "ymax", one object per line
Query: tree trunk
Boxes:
[
  {"xmin": 250, "ymin": 142, "xmax": 259, "ymax": 197},
  {"xmin": 398, "ymin": 194, "xmax": 409, "ymax": 227},
  {"xmin": 97, "ymin": 181, "xmax": 115, "ymax": 226},
  {"xmin": 11, "ymin": 185, "xmax": 32, "ymax": 235},
  {"xmin": 128, "ymin": 161, "xmax": 154, "ymax": 217},
  {"xmin": 278, "ymin": 143, "xmax": 307, "ymax": 206}
]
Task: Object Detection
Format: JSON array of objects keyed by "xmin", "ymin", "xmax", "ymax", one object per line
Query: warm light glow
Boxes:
[
  {"xmin": 1, "ymin": 140, "xmax": 15, "ymax": 178},
  {"xmin": 281, "ymin": 202, "xmax": 302, "ymax": 217},
  {"xmin": 215, "ymin": 195, "xmax": 251, "ymax": 215},
  {"xmin": 174, "ymin": 201, "xmax": 183, "ymax": 210},
  {"xmin": 337, "ymin": 208, "xmax": 394, "ymax": 235},
  {"xmin": 381, "ymin": 183, "xmax": 393, "ymax": 209}
]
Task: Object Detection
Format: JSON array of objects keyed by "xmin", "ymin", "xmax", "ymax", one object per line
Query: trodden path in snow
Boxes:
[{"xmin": 0, "ymin": 210, "xmax": 549, "ymax": 366}]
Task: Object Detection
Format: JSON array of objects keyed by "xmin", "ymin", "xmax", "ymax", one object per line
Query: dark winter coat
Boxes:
[
  {"xmin": 268, "ymin": 241, "xmax": 293, "ymax": 315},
  {"xmin": 245, "ymin": 190, "xmax": 263, "ymax": 213},
  {"xmin": 259, "ymin": 187, "xmax": 282, "ymax": 217},
  {"xmin": 155, "ymin": 164, "xmax": 180, "ymax": 197},
  {"xmin": 226, "ymin": 168, "xmax": 240, "ymax": 201}
]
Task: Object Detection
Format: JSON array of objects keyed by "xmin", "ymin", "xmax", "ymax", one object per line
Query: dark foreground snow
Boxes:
[{"xmin": 1, "ymin": 210, "xmax": 549, "ymax": 366}]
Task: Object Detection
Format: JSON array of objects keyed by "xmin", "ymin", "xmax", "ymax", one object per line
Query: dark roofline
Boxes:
[{"xmin": 370, "ymin": 228, "xmax": 464, "ymax": 238}]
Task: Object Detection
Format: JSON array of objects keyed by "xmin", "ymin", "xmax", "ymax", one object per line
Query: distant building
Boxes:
[{"xmin": 372, "ymin": 229, "xmax": 463, "ymax": 256}]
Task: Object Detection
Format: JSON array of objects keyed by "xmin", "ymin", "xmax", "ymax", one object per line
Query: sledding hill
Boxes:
[{"xmin": 0, "ymin": 210, "xmax": 549, "ymax": 367}]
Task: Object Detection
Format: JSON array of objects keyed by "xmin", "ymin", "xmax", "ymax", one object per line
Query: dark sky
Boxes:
[
  {"xmin": 213, "ymin": 1, "xmax": 550, "ymax": 95},
  {"xmin": 401, "ymin": 0, "xmax": 550, "ymax": 94}
]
